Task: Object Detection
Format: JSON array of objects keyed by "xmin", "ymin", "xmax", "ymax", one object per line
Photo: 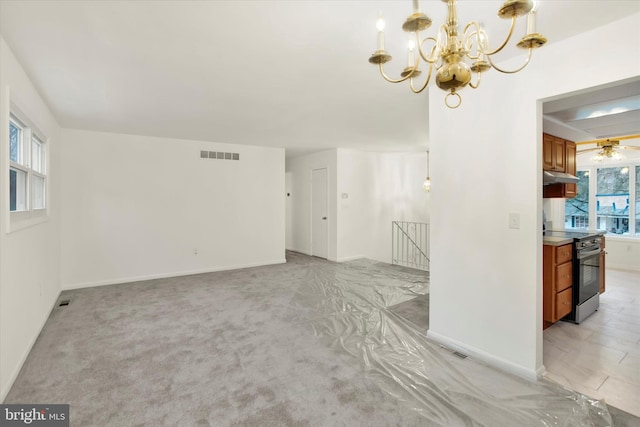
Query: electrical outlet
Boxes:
[{"xmin": 194, "ymin": 248, "xmax": 198, "ymax": 255}]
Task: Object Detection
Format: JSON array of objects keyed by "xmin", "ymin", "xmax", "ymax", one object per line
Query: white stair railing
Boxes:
[{"xmin": 392, "ymin": 221, "xmax": 430, "ymax": 271}]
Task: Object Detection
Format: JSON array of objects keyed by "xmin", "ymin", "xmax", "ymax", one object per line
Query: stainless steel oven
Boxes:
[{"xmin": 566, "ymin": 236, "xmax": 601, "ymax": 323}]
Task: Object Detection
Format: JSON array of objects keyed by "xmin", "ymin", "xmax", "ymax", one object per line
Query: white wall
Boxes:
[
  {"xmin": 60, "ymin": 129, "xmax": 285, "ymax": 288},
  {"xmin": 428, "ymin": 14, "xmax": 640, "ymax": 380},
  {"xmin": 336, "ymin": 149, "xmax": 430, "ymax": 263},
  {"xmin": 607, "ymin": 238, "xmax": 640, "ymax": 272},
  {"xmin": 285, "ymin": 150, "xmax": 338, "ymax": 260},
  {"xmin": 0, "ymin": 37, "xmax": 61, "ymax": 400},
  {"xmin": 286, "ymin": 149, "xmax": 430, "ymax": 263}
]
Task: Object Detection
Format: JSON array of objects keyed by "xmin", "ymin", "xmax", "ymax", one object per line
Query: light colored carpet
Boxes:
[{"xmin": 5, "ymin": 252, "xmax": 627, "ymax": 426}]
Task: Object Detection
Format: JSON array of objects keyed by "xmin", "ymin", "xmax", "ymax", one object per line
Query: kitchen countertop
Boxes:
[
  {"xmin": 543, "ymin": 229, "xmax": 606, "ymax": 246},
  {"xmin": 546, "ymin": 229, "xmax": 607, "ymax": 236},
  {"xmin": 543, "ymin": 236, "xmax": 574, "ymax": 246}
]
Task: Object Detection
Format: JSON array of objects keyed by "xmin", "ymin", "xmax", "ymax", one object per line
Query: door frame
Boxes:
[{"xmin": 310, "ymin": 167, "xmax": 329, "ymax": 259}]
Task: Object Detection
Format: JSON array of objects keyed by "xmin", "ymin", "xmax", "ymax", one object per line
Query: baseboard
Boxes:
[
  {"xmin": 1, "ymin": 288, "xmax": 62, "ymax": 402},
  {"xmin": 61, "ymin": 259, "xmax": 287, "ymax": 291},
  {"xmin": 607, "ymin": 263, "xmax": 640, "ymax": 272},
  {"xmin": 336, "ymin": 255, "xmax": 365, "ymax": 262},
  {"xmin": 426, "ymin": 330, "xmax": 541, "ymax": 382},
  {"xmin": 286, "ymin": 248, "xmax": 311, "ymax": 257}
]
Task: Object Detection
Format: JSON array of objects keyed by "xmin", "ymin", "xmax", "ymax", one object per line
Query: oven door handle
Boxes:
[{"xmin": 578, "ymin": 248, "xmax": 601, "ymax": 259}]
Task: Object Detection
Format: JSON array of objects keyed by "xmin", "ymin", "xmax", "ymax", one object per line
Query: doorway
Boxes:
[{"xmin": 311, "ymin": 168, "xmax": 328, "ymax": 259}]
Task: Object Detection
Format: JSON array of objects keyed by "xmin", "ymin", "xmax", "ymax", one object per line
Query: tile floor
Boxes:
[{"xmin": 543, "ymin": 268, "xmax": 640, "ymax": 417}]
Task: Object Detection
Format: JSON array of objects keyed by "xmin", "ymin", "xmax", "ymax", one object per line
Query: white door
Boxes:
[{"xmin": 311, "ymin": 168, "xmax": 328, "ymax": 259}]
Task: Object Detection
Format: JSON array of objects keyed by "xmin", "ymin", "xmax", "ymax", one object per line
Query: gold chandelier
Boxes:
[{"xmin": 368, "ymin": 0, "xmax": 547, "ymax": 108}]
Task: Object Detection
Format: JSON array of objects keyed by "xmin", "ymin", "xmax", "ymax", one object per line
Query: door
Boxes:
[{"xmin": 311, "ymin": 168, "xmax": 328, "ymax": 259}]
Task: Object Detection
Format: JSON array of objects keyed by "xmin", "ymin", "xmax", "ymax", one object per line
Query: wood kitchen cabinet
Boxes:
[
  {"xmin": 543, "ymin": 134, "xmax": 555, "ymax": 170},
  {"xmin": 543, "ymin": 133, "xmax": 577, "ymax": 199},
  {"xmin": 543, "ymin": 133, "xmax": 566, "ymax": 172},
  {"xmin": 599, "ymin": 236, "xmax": 606, "ymax": 294},
  {"xmin": 543, "ymin": 243, "xmax": 573, "ymax": 329}
]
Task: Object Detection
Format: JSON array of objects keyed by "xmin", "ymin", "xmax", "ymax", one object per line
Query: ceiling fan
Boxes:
[{"xmin": 576, "ymin": 134, "xmax": 640, "ymax": 161}]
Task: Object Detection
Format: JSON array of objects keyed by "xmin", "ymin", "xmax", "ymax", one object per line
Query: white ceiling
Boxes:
[
  {"xmin": 543, "ymin": 79, "xmax": 640, "ymax": 163},
  {"xmin": 1, "ymin": 1, "xmax": 639, "ymax": 158}
]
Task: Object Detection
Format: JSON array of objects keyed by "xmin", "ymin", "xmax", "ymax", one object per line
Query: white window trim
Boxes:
[{"xmin": 5, "ymin": 99, "xmax": 50, "ymax": 234}]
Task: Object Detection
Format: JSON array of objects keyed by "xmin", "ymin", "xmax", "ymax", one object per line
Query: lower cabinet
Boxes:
[
  {"xmin": 543, "ymin": 243, "xmax": 574, "ymax": 329},
  {"xmin": 556, "ymin": 288, "xmax": 573, "ymax": 320}
]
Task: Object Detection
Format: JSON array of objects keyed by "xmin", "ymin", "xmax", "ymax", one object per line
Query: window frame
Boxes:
[
  {"xmin": 571, "ymin": 161, "xmax": 640, "ymax": 240},
  {"xmin": 6, "ymin": 102, "xmax": 50, "ymax": 233}
]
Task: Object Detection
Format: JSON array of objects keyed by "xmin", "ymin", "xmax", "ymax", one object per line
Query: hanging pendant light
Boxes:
[{"xmin": 423, "ymin": 150, "xmax": 431, "ymax": 192}]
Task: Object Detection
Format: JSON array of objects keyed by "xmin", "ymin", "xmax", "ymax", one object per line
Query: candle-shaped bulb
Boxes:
[
  {"xmin": 527, "ymin": 4, "xmax": 537, "ymax": 34},
  {"xmin": 407, "ymin": 38, "xmax": 416, "ymax": 66},
  {"xmin": 412, "ymin": 0, "xmax": 421, "ymax": 14},
  {"xmin": 376, "ymin": 14, "xmax": 386, "ymax": 50}
]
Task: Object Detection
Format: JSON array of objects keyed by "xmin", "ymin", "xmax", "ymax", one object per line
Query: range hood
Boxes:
[{"xmin": 543, "ymin": 171, "xmax": 579, "ymax": 185}]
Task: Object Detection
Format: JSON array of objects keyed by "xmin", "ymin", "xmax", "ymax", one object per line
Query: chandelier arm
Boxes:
[
  {"xmin": 417, "ymin": 24, "xmax": 448, "ymax": 63},
  {"xmin": 417, "ymin": 35, "xmax": 440, "ymax": 64},
  {"xmin": 463, "ymin": 30, "xmax": 482, "ymax": 60},
  {"xmin": 468, "ymin": 70, "xmax": 482, "ymax": 89},
  {"xmin": 487, "ymin": 48, "xmax": 533, "ymax": 74},
  {"xmin": 410, "ymin": 62, "xmax": 434, "ymax": 94},
  {"xmin": 474, "ymin": 17, "xmax": 517, "ymax": 57},
  {"xmin": 378, "ymin": 63, "xmax": 414, "ymax": 83}
]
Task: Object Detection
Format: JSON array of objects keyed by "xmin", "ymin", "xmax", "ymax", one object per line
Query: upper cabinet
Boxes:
[
  {"xmin": 564, "ymin": 141, "xmax": 577, "ymax": 198},
  {"xmin": 543, "ymin": 134, "xmax": 555, "ymax": 170},
  {"xmin": 543, "ymin": 133, "xmax": 568, "ymax": 172},
  {"xmin": 543, "ymin": 133, "xmax": 577, "ymax": 199}
]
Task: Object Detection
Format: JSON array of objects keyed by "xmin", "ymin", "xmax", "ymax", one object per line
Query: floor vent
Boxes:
[
  {"xmin": 58, "ymin": 299, "xmax": 71, "ymax": 307},
  {"xmin": 452, "ymin": 351, "xmax": 468, "ymax": 359}
]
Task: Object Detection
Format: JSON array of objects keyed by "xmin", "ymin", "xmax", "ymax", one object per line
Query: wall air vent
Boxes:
[
  {"xmin": 199, "ymin": 151, "xmax": 240, "ymax": 161},
  {"xmin": 58, "ymin": 299, "xmax": 71, "ymax": 307}
]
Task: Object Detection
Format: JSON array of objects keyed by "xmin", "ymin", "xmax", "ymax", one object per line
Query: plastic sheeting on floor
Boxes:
[{"xmin": 287, "ymin": 253, "xmax": 612, "ymax": 427}]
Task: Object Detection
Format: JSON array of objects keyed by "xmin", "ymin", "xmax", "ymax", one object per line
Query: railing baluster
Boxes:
[{"xmin": 390, "ymin": 220, "xmax": 430, "ymax": 271}]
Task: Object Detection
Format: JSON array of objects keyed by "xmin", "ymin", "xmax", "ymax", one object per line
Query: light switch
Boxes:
[
  {"xmin": 509, "ymin": 212, "xmax": 520, "ymax": 229},
  {"xmin": 341, "ymin": 193, "xmax": 349, "ymax": 199}
]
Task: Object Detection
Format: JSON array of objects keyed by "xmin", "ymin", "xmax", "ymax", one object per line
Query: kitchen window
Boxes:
[
  {"xmin": 7, "ymin": 108, "xmax": 49, "ymax": 231},
  {"xmin": 568, "ymin": 165, "xmax": 639, "ymax": 237},
  {"xmin": 565, "ymin": 171, "xmax": 589, "ymax": 229},
  {"xmin": 596, "ymin": 166, "xmax": 629, "ymax": 234}
]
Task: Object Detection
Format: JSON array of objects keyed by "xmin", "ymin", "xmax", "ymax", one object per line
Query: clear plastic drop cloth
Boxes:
[{"xmin": 286, "ymin": 253, "xmax": 613, "ymax": 427}]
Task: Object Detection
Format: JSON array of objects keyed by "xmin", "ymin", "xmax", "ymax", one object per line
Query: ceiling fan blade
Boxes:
[
  {"xmin": 576, "ymin": 147, "xmax": 602, "ymax": 154},
  {"xmin": 575, "ymin": 133, "xmax": 640, "ymax": 146},
  {"xmin": 619, "ymin": 145, "xmax": 640, "ymax": 151}
]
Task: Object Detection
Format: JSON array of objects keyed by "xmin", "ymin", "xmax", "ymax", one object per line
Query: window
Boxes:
[
  {"xmin": 570, "ymin": 165, "xmax": 640, "ymax": 238},
  {"xmin": 31, "ymin": 135, "xmax": 46, "ymax": 210},
  {"xmin": 8, "ymin": 112, "xmax": 48, "ymax": 215},
  {"xmin": 565, "ymin": 170, "xmax": 590, "ymax": 229},
  {"xmin": 596, "ymin": 167, "xmax": 629, "ymax": 235}
]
